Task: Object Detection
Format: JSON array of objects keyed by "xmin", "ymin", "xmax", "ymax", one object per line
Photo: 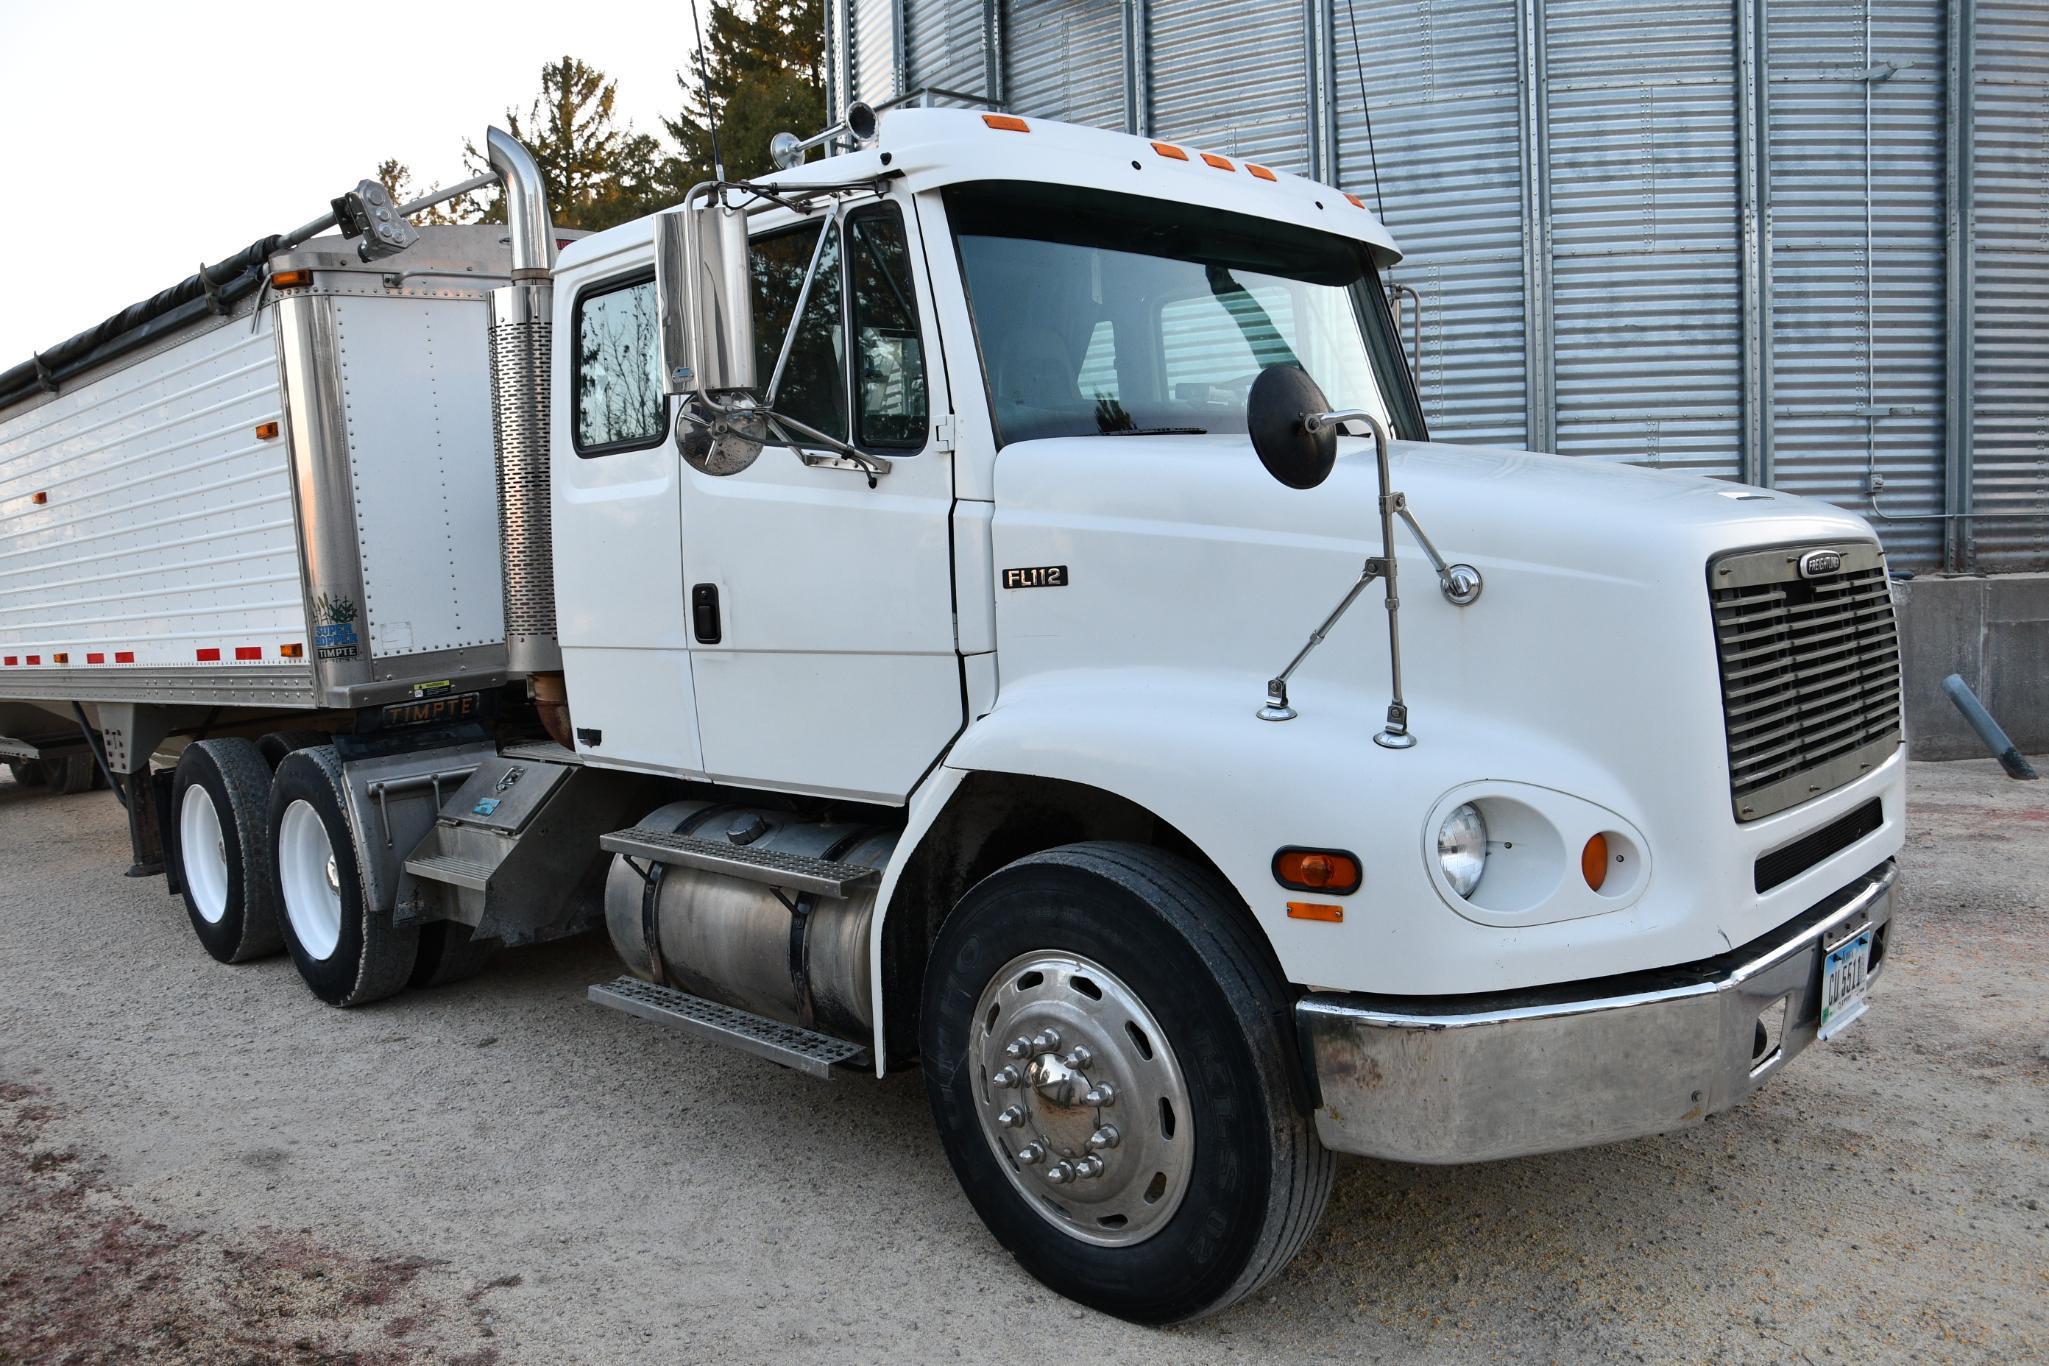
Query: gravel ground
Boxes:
[{"xmin": 2, "ymin": 756, "xmax": 2044, "ymax": 1364}]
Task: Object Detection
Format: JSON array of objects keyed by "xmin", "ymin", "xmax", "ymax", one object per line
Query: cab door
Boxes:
[{"xmin": 679, "ymin": 195, "xmax": 962, "ymax": 804}]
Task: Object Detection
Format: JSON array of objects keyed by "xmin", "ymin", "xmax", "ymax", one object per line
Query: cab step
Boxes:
[
  {"xmin": 597, "ymin": 827, "xmax": 879, "ymax": 899},
  {"xmin": 401, "ymin": 851, "xmax": 497, "ymax": 891},
  {"xmin": 587, "ymin": 977, "xmax": 867, "ymax": 1079}
]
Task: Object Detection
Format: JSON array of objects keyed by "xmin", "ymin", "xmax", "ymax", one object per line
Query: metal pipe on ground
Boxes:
[{"xmin": 1942, "ymin": 674, "xmax": 2039, "ymax": 780}]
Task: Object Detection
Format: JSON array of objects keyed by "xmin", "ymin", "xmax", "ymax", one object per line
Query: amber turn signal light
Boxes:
[
  {"xmin": 1273, "ymin": 847, "xmax": 1362, "ymax": 896},
  {"xmin": 1582, "ymin": 833, "xmax": 1611, "ymax": 892}
]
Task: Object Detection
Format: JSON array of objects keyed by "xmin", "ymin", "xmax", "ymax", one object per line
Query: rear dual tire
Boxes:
[
  {"xmin": 269, "ymin": 746, "xmax": 419, "ymax": 1008},
  {"xmin": 172, "ymin": 739, "xmax": 285, "ymax": 963}
]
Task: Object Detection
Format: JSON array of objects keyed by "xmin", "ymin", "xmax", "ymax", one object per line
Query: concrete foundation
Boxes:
[{"xmin": 1892, "ymin": 573, "xmax": 2049, "ymax": 760}]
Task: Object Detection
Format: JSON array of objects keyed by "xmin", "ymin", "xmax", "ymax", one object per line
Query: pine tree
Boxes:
[
  {"xmin": 465, "ymin": 56, "xmax": 674, "ymax": 232},
  {"xmin": 665, "ymin": 0, "xmax": 828, "ymax": 187}
]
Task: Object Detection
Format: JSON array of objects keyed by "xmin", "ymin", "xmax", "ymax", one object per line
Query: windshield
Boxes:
[{"xmin": 946, "ymin": 182, "xmax": 1421, "ymax": 446}]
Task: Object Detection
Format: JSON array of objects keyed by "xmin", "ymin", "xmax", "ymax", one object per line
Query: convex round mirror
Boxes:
[
  {"xmin": 1248, "ymin": 364, "xmax": 1337, "ymax": 490},
  {"xmin": 677, "ymin": 399, "xmax": 767, "ymax": 476}
]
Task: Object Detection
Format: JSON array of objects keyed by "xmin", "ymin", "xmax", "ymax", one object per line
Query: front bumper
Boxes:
[{"xmin": 1298, "ymin": 860, "xmax": 1898, "ymax": 1164}]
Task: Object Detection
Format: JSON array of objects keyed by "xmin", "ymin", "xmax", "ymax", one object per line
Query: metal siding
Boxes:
[
  {"xmin": 1333, "ymin": 0, "xmax": 1531, "ymax": 445},
  {"xmin": 851, "ymin": 0, "xmax": 901, "ymax": 105},
  {"xmin": 907, "ymin": 0, "xmax": 990, "ymax": 96},
  {"xmin": 1972, "ymin": 0, "xmax": 2049, "ymax": 569},
  {"xmin": 1545, "ymin": 0, "xmax": 1746, "ymax": 475},
  {"xmin": 0, "ymin": 311, "xmax": 309, "ymax": 673},
  {"xmin": 1148, "ymin": 0, "xmax": 1312, "ymax": 166},
  {"xmin": 1003, "ymin": 0, "xmax": 1127, "ymax": 131},
  {"xmin": 1768, "ymin": 0, "xmax": 1948, "ymax": 568}
]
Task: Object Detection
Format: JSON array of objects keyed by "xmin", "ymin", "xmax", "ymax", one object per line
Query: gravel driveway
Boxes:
[{"xmin": 2, "ymin": 756, "xmax": 2043, "ymax": 1363}]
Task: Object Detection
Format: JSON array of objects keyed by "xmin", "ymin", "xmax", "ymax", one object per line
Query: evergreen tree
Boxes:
[
  {"xmin": 665, "ymin": 0, "xmax": 827, "ymax": 187},
  {"xmin": 466, "ymin": 56, "xmax": 673, "ymax": 232}
]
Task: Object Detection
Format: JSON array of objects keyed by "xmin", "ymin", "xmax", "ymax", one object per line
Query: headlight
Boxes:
[{"xmin": 1436, "ymin": 803, "xmax": 1488, "ymax": 897}]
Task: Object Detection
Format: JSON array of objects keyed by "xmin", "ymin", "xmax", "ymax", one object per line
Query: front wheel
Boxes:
[{"xmin": 920, "ymin": 842, "xmax": 1334, "ymax": 1324}]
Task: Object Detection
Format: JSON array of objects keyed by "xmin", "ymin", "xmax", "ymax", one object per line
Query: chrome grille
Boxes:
[{"xmin": 1709, "ymin": 542, "xmax": 1902, "ymax": 822}]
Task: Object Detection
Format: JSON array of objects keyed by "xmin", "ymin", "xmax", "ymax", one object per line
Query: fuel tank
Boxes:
[{"xmin": 603, "ymin": 800, "xmax": 898, "ymax": 1039}]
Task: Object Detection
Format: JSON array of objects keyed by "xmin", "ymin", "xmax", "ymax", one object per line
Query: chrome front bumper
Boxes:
[{"xmin": 1298, "ymin": 861, "xmax": 1899, "ymax": 1164}]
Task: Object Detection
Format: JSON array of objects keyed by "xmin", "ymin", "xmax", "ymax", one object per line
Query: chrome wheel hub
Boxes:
[{"xmin": 971, "ymin": 952, "xmax": 1192, "ymax": 1247}]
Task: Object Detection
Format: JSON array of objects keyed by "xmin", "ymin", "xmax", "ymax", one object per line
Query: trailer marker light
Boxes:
[
  {"xmin": 1151, "ymin": 141, "xmax": 1189, "ymax": 161},
  {"xmin": 280, "ymin": 642, "xmax": 304, "ymax": 658},
  {"xmin": 235, "ymin": 646, "xmax": 262, "ymax": 661},
  {"xmin": 1273, "ymin": 848, "xmax": 1363, "ymax": 895},
  {"xmin": 983, "ymin": 114, "xmax": 1030, "ymax": 132},
  {"xmin": 2, "ymin": 657, "xmax": 14, "ymax": 666},
  {"xmin": 271, "ymin": 269, "xmax": 313, "ymax": 290},
  {"xmin": 1286, "ymin": 901, "xmax": 1345, "ymax": 923},
  {"xmin": 51, "ymin": 653, "xmax": 68, "ymax": 664},
  {"xmin": 26, "ymin": 656, "xmax": 40, "ymax": 665},
  {"xmin": 1246, "ymin": 163, "xmax": 1277, "ymax": 181},
  {"xmin": 1200, "ymin": 152, "xmax": 1235, "ymax": 171},
  {"xmin": 196, "ymin": 648, "xmax": 221, "ymax": 662},
  {"xmin": 87, "ymin": 652, "xmax": 105, "ymax": 664},
  {"xmin": 115, "ymin": 651, "xmax": 135, "ymax": 663},
  {"xmin": 1582, "ymin": 834, "xmax": 1611, "ymax": 892},
  {"xmin": 255, "ymin": 421, "xmax": 280, "ymax": 441},
  {"xmin": 31, "ymin": 491, "xmax": 47, "ymax": 505}
]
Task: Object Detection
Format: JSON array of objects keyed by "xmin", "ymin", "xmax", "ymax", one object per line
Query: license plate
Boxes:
[{"xmin": 1818, "ymin": 927, "xmax": 1873, "ymax": 1041}]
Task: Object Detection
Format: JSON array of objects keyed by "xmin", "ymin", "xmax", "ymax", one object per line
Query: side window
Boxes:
[
  {"xmin": 847, "ymin": 209, "xmax": 929, "ymax": 448},
  {"xmin": 750, "ymin": 223, "xmax": 848, "ymax": 443},
  {"xmin": 573, "ymin": 275, "xmax": 665, "ymax": 455}
]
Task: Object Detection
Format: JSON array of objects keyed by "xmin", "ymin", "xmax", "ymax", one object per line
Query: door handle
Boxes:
[{"xmin": 692, "ymin": 584, "xmax": 722, "ymax": 644}]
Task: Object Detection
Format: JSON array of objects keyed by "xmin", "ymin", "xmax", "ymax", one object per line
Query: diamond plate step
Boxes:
[
  {"xmin": 598, "ymin": 827, "xmax": 879, "ymax": 899},
  {"xmin": 587, "ymin": 978, "xmax": 866, "ymax": 1079},
  {"xmin": 402, "ymin": 852, "xmax": 497, "ymax": 891}
]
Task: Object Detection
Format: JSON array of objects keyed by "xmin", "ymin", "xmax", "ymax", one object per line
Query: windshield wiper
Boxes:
[{"xmin": 1100, "ymin": 426, "xmax": 1209, "ymax": 436}]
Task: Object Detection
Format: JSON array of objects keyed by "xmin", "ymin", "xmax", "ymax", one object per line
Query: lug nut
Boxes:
[
  {"xmin": 1063, "ymin": 1045, "xmax": 1093, "ymax": 1068},
  {"xmin": 1017, "ymin": 1142, "xmax": 1046, "ymax": 1165},
  {"xmin": 996, "ymin": 1105, "xmax": 1025, "ymax": 1128},
  {"xmin": 1045, "ymin": 1161, "xmax": 1074, "ymax": 1184},
  {"xmin": 1073, "ymin": 1155, "xmax": 1105, "ymax": 1180},
  {"xmin": 1087, "ymin": 1125, "xmax": 1120, "ymax": 1151},
  {"xmin": 1031, "ymin": 1029, "xmax": 1061, "ymax": 1052},
  {"xmin": 1004, "ymin": 1036, "xmax": 1032, "ymax": 1059},
  {"xmin": 991, "ymin": 1065, "xmax": 1021, "ymax": 1089},
  {"xmin": 1083, "ymin": 1083, "xmax": 1115, "ymax": 1107}
]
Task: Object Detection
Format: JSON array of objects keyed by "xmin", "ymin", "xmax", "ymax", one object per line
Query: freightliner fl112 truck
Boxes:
[{"xmin": 0, "ymin": 101, "xmax": 1903, "ymax": 1322}]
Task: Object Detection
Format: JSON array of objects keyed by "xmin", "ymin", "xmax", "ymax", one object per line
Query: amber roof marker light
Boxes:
[{"xmin": 982, "ymin": 114, "xmax": 1031, "ymax": 133}]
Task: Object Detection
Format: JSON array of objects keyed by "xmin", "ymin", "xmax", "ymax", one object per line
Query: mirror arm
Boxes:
[
  {"xmin": 761, "ymin": 411, "xmax": 892, "ymax": 486},
  {"xmin": 1263, "ymin": 408, "xmax": 1414, "ymax": 748},
  {"xmin": 765, "ymin": 201, "xmax": 845, "ymax": 407}
]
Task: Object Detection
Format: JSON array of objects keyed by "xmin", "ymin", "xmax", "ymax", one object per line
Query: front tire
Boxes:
[
  {"xmin": 920, "ymin": 842, "xmax": 1334, "ymax": 1324},
  {"xmin": 269, "ymin": 746, "xmax": 418, "ymax": 1007},
  {"xmin": 171, "ymin": 738, "xmax": 283, "ymax": 963}
]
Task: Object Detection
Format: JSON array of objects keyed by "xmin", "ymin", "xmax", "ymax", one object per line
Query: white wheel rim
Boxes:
[
  {"xmin": 278, "ymin": 799, "xmax": 343, "ymax": 960},
  {"xmin": 179, "ymin": 784, "xmax": 231, "ymax": 925}
]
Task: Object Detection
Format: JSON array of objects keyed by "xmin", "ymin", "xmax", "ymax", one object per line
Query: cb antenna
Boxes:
[
  {"xmin": 1342, "ymin": 0, "xmax": 1387, "ymax": 221},
  {"xmin": 689, "ymin": 0, "xmax": 728, "ymax": 184}
]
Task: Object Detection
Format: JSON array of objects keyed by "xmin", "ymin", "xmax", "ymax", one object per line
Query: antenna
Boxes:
[
  {"xmin": 1342, "ymin": 0, "xmax": 1388, "ymax": 221},
  {"xmin": 689, "ymin": 0, "xmax": 728, "ymax": 184}
]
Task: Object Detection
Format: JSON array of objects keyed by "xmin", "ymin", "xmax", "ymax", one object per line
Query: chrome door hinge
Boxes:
[{"xmin": 933, "ymin": 414, "xmax": 957, "ymax": 453}]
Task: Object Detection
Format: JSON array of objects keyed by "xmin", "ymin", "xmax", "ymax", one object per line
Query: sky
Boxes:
[{"xmin": 0, "ymin": 1, "xmax": 710, "ymax": 364}]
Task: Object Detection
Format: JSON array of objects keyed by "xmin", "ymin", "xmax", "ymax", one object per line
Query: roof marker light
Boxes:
[
  {"xmin": 1151, "ymin": 141, "xmax": 1190, "ymax": 161},
  {"xmin": 1246, "ymin": 164, "xmax": 1277, "ymax": 181},
  {"xmin": 983, "ymin": 114, "xmax": 1030, "ymax": 132},
  {"xmin": 1344, "ymin": 193, "xmax": 1368, "ymax": 209},
  {"xmin": 1200, "ymin": 152, "xmax": 1235, "ymax": 171}
]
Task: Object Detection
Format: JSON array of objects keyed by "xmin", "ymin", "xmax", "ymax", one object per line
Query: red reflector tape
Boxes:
[
  {"xmin": 2, "ymin": 656, "xmax": 16, "ymax": 666},
  {"xmin": 115, "ymin": 651, "xmax": 135, "ymax": 664},
  {"xmin": 235, "ymin": 646, "xmax": 262, "ymax": 661},
  {"xmin": 196, "ymin": 648, "xmax": 221, "ymax": 662},
  {"xmin": 87, "ymin": 652, "xmax": 105, "ymax": 664},
  {"xmin": 26, "ymin": 655, "xmax": 41, "ymax": 665}
]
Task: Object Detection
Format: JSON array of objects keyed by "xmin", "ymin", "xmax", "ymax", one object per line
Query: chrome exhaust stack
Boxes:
[{"xmin": 482, "ymin": 128, "xmax": 563, "ymax": 688}]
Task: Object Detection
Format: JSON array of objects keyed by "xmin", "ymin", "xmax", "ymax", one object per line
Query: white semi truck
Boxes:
[{"xmin": 0, "ymin": 103, "xmax": 1903, "ymax": 1322}]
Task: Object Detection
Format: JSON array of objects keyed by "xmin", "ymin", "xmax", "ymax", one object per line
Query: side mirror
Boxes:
[
  {"xmin": 1247, "ymin": 364, "xmax": 1337, "ymax": 489},
  {"xmin": 655, "ymin": 197, "xmax": 756, "ymax": 396}
]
